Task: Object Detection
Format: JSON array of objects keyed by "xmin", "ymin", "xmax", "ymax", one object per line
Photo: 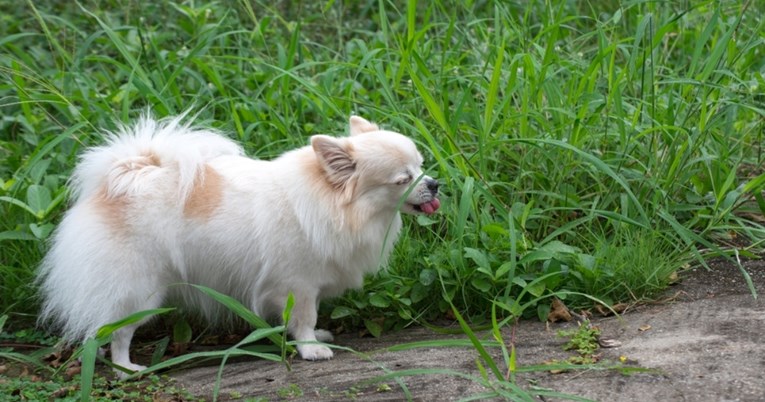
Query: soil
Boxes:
[{"xmin": 172, "ymin": 258, "xmax": 765, "ymax": 401}]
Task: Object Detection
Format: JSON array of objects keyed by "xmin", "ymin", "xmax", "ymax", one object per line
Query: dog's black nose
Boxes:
[{"xmin": 427, "ymin": 179, "xmax": 439, "ymax": 194}]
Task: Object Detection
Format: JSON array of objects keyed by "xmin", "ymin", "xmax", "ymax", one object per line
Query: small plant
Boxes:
[
  {"xmin": 558, "ymin": 322, "xmax": 601, "ymax": 363},
  {"xmin": 276, "ymin": 383, "xmax": 303, "ymax": 399},
  {"xmin": 0, "ymin": 327, "xmax": 59, "ymax": 346},
  {"xmin": 0, "ymin": 371, "xmax": 200, "ymax": 402},
  {"xmin": 343, "ymin": 386, "xmax": 362, "ymax": 399}
]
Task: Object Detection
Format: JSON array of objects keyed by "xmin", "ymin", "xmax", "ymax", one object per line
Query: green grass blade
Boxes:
[
  {"xmin": 95, "ymin": 308, "xmax": 175, "ymax": 338},
  {"xmin": 512, "ymin": 137, "xmax": 649, "ymax": 224},
  {"xmin": 80, "ymin": 337, "xmax": 108, "ymax": 402},
  {"xmin": 449, "ymin": 304, "xmax": 503, "ymax": 381},
  {"xmin": 382, "ymin": 339, "xmax": 500, "ymax": 352},
  {"xmin": 189, "ymin": 284, "xmax": 287, "ymax": 346}
]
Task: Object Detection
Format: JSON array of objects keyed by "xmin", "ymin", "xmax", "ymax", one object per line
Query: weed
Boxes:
[
  {"xmin": 559, "ymin": 323, "xmax": 601, "ymax": 361},
  {"xmin": 343, "ymin": 385, "xmax": 362, "ymax": 399},
  {"xmin": 0, "ymin": 326, "xmax": 58, "ymax": 347},
  {"xmin": 0, "ymin": 371, "xmax": 200, "ymax": 402},
  {"xmin": 276, "ymin": 383, "xmax": 303, "ymax": 399}
]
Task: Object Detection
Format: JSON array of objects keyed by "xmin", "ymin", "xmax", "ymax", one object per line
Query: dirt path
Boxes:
[{"xmin": 172, "ymin": 259, "xmax": 765, "ymax": 401}]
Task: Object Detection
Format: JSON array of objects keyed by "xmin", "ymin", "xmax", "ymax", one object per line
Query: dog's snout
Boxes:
[{"xmin": 426, "ymin": 178, "xmax": 439, "ymax": 194}]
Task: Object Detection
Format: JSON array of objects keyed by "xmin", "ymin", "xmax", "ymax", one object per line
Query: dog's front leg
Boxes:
[{"xmin": 287, "ymin": 292, "xmax": 333, "ymax": 360}]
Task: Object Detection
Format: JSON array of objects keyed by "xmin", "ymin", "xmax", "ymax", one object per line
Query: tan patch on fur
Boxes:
[
  {"xmin": 184, "ymin": 165, "xmax": 224, "ymax": 220},
  {"xmin": 298, "ymin": 148, "xmax": 368, "ymax": 233},
  {"xmin": 92, "ymin": 187, "xmax": 128, "ymax": 230},
  {"xmin": 90, "ymin": 152, "xmax": 160, "ymax": 232},
  {"xmin": 146, "ymin": 152, "xmax": 160, "ymax": 167},
  {"xmin": 118, "ymin": 152, "xmax": 160, "ymax": 171},
  {"xmin": 301, "ymin": 148, "xmax": 358, "ymax": 204}
]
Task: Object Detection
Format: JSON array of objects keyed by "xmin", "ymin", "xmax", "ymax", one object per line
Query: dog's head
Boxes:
[{"xmin": 311, "ymin": 116, "xmax": 440, "ymax": 218}]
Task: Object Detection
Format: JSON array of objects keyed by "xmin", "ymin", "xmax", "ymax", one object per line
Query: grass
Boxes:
[{"xmin": 1, "ymin": 0, "xmax": 764, "ymax": 399}]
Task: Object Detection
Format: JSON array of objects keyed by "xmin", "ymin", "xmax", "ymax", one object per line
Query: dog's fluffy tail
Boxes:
[
  {"xmin": 37, "ymin": 113, "xmax": 243, "ymax": 343},
  {"xmin": 71, "ymin": 113, "xmax": 243, "ymax": 204}
]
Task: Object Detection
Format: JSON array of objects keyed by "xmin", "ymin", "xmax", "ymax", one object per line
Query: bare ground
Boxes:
[{"xmin": 172, "ymin": 258, "xmax": 765, "ymax": 401}]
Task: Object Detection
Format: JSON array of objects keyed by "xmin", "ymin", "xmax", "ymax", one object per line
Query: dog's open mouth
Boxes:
[{"xmin": 411, "ymin": 198, "xmax": 441, "ymax": 215}]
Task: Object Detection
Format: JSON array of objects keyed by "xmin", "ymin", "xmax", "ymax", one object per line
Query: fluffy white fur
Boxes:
[{"xmin": 37, "ymin": 114, "xmax": 440, "ymax": 378}]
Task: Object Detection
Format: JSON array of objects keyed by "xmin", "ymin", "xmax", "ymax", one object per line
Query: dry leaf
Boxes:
[
  {"xmin": 543, "ymin": 359, "xmax": 567, "ymax": 374},
  {"xmin": 594, "ymin": 302, "xmax": 628, "ymax": 316},
  {"xmin": 171, "ymin": 342, "xmax": 188, "ymax": 356},
  {"xmin": 43, "ymin": 350, "xmax": 69, "ymax": 369},
  {"xmin": 199, "ymin": 335, "xmax": 220, "ymax": 345},
  {"xmin": 223, "ymin": 334, "xmax": 243, "ymax": 344},
  {"xmin": 152, "ymin": 391, "xmax": 185, "ymax": 402},
  {"xmin": 547, "ymin": 298, "xmax": 572, "ymax": 323},
  {"xmin": 64, "ymin": 364, "xmax": 81, "ymax": 380},
  {"xmin": 613, "ymin": 303, "xmax": 628, "ymax": 313},
  {"xmin": 738, "ymin": 212, "xmax": 765, "ymax": 224},
  {"xmin": 51, "ymin": 386, "xmax": 76, "ymax": 399}
]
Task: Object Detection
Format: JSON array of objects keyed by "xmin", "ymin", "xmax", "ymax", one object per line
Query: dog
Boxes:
[{"xmin": 37, "ymin": 114, "xmax": 440, "ymax": 378}]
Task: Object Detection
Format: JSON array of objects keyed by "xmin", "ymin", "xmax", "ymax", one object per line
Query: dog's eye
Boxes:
[{"xmin": 395, "ymin": 174, "xmax": 412, "ymax": 185}]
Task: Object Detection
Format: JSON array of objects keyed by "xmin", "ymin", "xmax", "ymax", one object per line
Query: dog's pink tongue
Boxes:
[{"xmin": 420, "ymin": 198, "xmax": 441, "ymax": 215}]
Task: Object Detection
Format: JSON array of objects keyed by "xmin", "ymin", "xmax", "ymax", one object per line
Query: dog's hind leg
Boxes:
[
  {"xmin": 99, "ymin": 257, "xmax": 167, "ymax": 379},
  {"xmin": 111, "ymin": 324, "xmax": 148, "ymax": 379},
  {"xmin": 109, "ymin": 274, "xmax": 169, "ymax": 379},
  {"xmin": 108, "ymin": 284, "xmax": 167, "ymax": 379},
  {"xmin": 107, "ymin": 283, "xmax": 167, "ymax": 379}
]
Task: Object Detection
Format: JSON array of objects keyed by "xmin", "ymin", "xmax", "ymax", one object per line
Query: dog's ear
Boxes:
[
  {"xmin": 349, "ymin": 116, "xmax": 379, "ymax": 136},
  {"xmin": 311, "ymin": 135, "xmax": 356, "ymax": 188}
]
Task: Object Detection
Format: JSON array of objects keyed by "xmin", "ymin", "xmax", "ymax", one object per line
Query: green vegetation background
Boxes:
[{"xmin": 1, "ymin": 0, "xmax": 764, "ymax": 338}]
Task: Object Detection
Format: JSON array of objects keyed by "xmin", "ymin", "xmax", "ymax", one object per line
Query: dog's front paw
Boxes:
[
  {"xmin": 114, "ymin": 362, "xmax": 147, "ymax": 380},
  {"xmin": 298, "ymin": 344, "xmax": 333, "ymax": 360}
]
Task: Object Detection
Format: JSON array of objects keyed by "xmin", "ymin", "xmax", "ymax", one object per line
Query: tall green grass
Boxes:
[{"xmin": 1, "ymin": 0, "xmax": 763, "ymax": 364}]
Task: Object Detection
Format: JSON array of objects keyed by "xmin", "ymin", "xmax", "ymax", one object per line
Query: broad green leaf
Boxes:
[
  {"xmin": 26, "ymin": 184, "xmax": 51, "ymax": 217},
  {"xmin": 369, "ymin": 293, "xmax": 391, "ymax": 308},
  {"xmin": 470, "ymin": 276, "xmax": 492, "ymax": 292},
  {"xmin": 173, "ymin": 317, "xmax": 192, "ymax": 344},
  {"xmin": 29, "ymin": 223, "xmax": 53, "ymax": 239},
  {"xmin": 464, "ymin": 247, "xmax": 490, "ymax": 270},
  {"xmin": 364, "ymin": 319, "xmax": 382, "ymax": 338},
  {"xmin": 419, "ymin": 269, "xmax": 437, "ymax": 286},
  {"xmin": 330, "ymin": 306, "xmax": 356, "ymax": 319}
]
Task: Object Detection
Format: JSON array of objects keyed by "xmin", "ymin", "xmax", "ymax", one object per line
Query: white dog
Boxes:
[{"xmin": 37, "ymin": 114, "xmax": 440, "ymax": 378}]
